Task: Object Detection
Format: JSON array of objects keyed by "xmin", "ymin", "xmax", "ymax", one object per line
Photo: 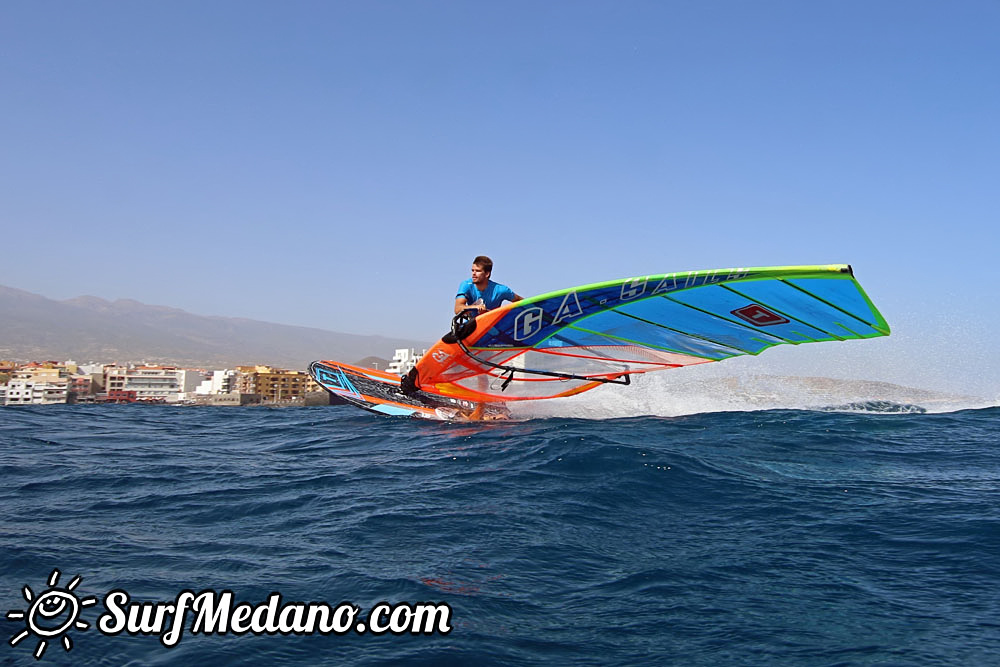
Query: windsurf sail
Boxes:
[{"xmin": 412, "ymin": 264, "xmax": 890, "ymax": 402}]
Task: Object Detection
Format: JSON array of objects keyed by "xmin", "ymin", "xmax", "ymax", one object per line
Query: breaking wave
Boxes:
[{"xmin": 516, "ymin": 371, "xmax": 996, "ymax": 419}]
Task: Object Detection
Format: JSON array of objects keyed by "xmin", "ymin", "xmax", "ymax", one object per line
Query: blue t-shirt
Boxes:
[{"xmin": 456, "ymin": 279, "xmax": 516, "ymax": 310}]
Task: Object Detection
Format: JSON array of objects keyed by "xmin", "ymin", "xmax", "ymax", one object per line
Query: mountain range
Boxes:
[{"xmin": 0, "ymin": 285, "xmax": 430, "ymax": 369}]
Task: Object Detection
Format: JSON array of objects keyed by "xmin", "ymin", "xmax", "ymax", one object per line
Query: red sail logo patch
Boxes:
[{"xmin": 731, "ymin": 304, "xmax": 789, "ymax": 326}]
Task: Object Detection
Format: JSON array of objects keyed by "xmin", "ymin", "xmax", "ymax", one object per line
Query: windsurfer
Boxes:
[
  {"xmin": 400, "ymin": 256, "xmax": 521, "ymax": 404},
  {"xmin": 454, "ymin": 256, "xmax": 522, "ymax": 315}
]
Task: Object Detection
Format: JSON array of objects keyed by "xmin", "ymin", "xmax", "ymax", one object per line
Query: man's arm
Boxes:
[{"xmin": 455, "ymin": 296, "xmax": 486, "ymax": 315}]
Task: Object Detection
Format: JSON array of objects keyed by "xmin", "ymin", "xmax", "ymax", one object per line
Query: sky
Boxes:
[{"xmin": 2, "ymin": 1, "xmax": 998, "ymax": 396}]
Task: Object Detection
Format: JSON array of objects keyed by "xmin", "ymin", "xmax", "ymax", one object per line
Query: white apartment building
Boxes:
[
  {"xmin": 4, "ymin": 378, "xmax": 70, "ymax": 405},
  {"xmin": 385, "ymin": 349, "xmax": 427, "ymax": 375},
  {"xmin": 104, "ymin": 365, "xmax": 204, "ymax": 403},
  {"xmin": 195, "ymin": 370, "xmax": 238, "ymax": 395}
]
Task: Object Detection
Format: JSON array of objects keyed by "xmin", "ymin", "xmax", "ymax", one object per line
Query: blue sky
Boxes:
[{"xmin": 2, "ymin": 2, "xmax": 997, "ymax": 395}]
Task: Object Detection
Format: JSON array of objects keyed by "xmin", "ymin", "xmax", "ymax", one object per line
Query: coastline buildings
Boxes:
[{"xmin": 0, "ymin": 361, "xmax": 329, "ymax": 407}]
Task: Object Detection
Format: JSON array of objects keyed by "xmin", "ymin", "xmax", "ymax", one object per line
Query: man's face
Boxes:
[{"xmin": 471, "ymin": 264, "xmax": 490, "ymax": 284}]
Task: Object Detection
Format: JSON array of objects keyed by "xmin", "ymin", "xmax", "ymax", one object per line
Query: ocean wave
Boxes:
[{"xmin": 3, "ymin": 405, "xmax": 1000, "ymax": 665}]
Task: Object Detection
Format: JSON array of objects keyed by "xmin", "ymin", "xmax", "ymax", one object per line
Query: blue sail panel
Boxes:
[
  {"xmin": 536, "ymin": 320, "xmax": 734, "ymax": 360},
  {"xmin": 786, "ymin": 278, "xmax": 886, "ymax": 331},
  {"xmin": 572, "ymin": 302, "xmax": 779, "ymax": 357},
  {"xmin": 665, "ymin": 284, "xmax": 837, "ymax": 342},
  {"xmin": 725, "ymin": 280, "xmax": 884, "ymax": 338}
]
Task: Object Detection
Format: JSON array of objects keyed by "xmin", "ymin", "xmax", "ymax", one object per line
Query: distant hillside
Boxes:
[
  {"xmin": 0, "ymin": 285, "xmax": 431, "ymax": 369},
  {"xmin": 355, "ymin": 356, "xmax": 393, "ymax": 371}
]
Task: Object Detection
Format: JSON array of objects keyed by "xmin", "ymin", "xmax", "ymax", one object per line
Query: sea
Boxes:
[{"xmin": 2, "ymin": 382, "xmax": 999, "ymax": 665}]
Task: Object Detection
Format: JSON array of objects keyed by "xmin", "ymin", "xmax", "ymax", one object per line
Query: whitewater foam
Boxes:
[{"xmin": 512, "ymin": 370, "xmax": 994, "ymax": 420}]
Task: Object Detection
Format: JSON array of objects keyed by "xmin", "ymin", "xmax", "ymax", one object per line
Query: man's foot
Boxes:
[{"xmin": 399, "ymin": 368, "xmax": 419, "ymax": 396}]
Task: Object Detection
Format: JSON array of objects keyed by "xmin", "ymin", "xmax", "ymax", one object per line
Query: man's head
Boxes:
[{"xmin": 471, "ymin": 255, "xmax": 493, "ymax": 284}]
